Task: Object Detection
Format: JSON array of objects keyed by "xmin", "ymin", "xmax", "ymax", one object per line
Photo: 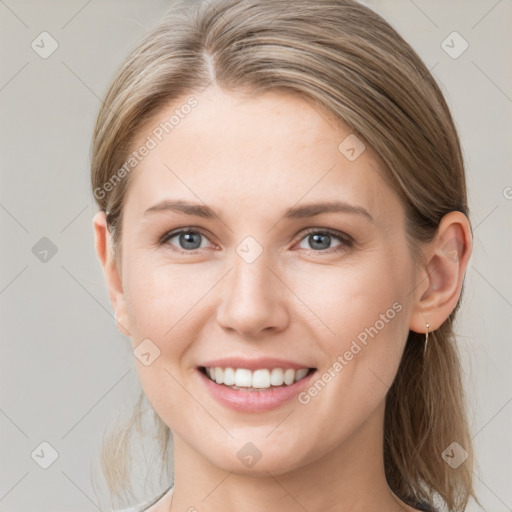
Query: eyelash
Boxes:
[{"xmin": 158, "ymin": 227, "xmax": 354, "ymax": 255}]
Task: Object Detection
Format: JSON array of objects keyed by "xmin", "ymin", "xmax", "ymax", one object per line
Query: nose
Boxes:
[{"xmin": 216, "ymin": 252, "xmax": 290, "ymax": 338}]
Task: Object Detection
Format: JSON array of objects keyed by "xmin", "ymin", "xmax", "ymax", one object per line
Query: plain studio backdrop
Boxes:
[{"xmin": 0, "ymin": 1, "xmax": 511, "ymax": 511}]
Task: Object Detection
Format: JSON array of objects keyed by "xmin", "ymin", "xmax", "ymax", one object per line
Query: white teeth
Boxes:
[
  {"xmin": 223, "ymin": 367, "xmax": 236, "ymax": 386},
  {"xmin": 214, "ymin": 367, "xmax": 224, "ymax": 384},
  {"xmin": 204, "ymin": 366, "xmax": 311, "ymax": 389},
  {"xmin": 283, "ymin": 368, "xmax": 295, "ymax": 385},
  {"xmin": 234, "ymin": 368, "xmax": 252, "ymax": 387},
  {"xmin": 270, "ymin": 368, "xmax": 284, "ymax": 386},
  {"xmin": 252, "ymin": 369, "xmax": 270, "ymax": 388},
  {"xmin": 294, "ymin": 368, "xmax": 309, "ymax": 382}
]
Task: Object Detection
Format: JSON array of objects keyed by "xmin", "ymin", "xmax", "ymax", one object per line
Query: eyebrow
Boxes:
[{"xmin": 143, "ymin": 199, "xmax": 373, "ymax": 222}]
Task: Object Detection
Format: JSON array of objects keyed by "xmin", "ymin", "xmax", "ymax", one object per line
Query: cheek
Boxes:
[
  {"xmin": 121, "ymin": 259, "xmax": 221, "ymax": 406},
  {"xmin": 284, "ymin": 265, "xmax": 410, "ymax": 446},
  {"xmin": 290, "ymin": 253, "xmax": 410, "ymax": 349},
  {"xmin": 122, "ymin": 259, "xmax": 208, "ymax": 425},
  {"xmin": 123, "ymin": 255, "xmax": 213, "ymax": 342},
  {"xmin": 287, "ymin": 251, "xmax": 412, "ymax": 418}
]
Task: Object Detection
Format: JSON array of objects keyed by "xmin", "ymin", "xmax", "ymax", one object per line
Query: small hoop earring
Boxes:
[{"xmin": 424, "ymin": 322, "xmax": 430, "ymax": 357}]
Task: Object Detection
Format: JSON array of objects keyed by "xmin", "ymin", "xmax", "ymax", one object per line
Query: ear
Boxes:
[
  {"xmin": 409, "ymin": 211, "xmax": 473, "ymax": 335},
  {"xmin": 93, "ymin": 211, "xmax": 131, "ymax": 337}
]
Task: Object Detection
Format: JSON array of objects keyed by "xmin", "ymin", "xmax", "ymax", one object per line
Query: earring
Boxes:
[{"xmin": 424, "ymin": 322, "xmax": 430, "ymax": 357}]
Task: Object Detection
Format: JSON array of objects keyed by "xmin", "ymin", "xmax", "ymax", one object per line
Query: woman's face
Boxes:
[{"xmin": 111, "ymin": 85, "xmax": 420, "ymax": 475}]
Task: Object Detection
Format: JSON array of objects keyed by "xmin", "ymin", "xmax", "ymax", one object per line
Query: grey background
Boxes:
[{"xmin": 0, "ymin": 0, "xmax": 511, "ymax": 511}]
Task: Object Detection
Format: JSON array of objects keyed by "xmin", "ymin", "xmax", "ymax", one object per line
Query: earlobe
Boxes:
[
  {"xmin": 409, "ymin": 211, "xmax": 472, "ymax": 334},
  {"xmin": 92, "ymin": 211, "xmax": 131, "ymax": 337}
]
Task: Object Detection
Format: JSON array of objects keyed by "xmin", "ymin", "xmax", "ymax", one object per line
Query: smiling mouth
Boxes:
[{"xmin": 199, "ymin": 366, "xmax": 316, "ymax": 391}]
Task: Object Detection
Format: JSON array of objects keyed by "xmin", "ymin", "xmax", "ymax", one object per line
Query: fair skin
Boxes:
[{"xmin": 94, "ymin": 85, "xmax": 472, "ymax": 512}]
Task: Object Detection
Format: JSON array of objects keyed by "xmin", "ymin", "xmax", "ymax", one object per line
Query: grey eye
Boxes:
[
  {"xmin": 298, "ymin": 232, "xmax": 342, "ymax": 251},
  {"xmin": 166, "ymin": 231, "xmax": 207, "ymax": 250}
]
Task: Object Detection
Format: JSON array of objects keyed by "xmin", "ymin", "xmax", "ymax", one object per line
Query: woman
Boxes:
[{"xmin": 91, "ymin": 0, "xmax": 478, "ymax": 510}]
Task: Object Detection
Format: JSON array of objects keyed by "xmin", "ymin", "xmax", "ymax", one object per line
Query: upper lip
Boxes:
[{"xmin": 199, "ymin": 357, "xmax": 316, "ymax": 371}]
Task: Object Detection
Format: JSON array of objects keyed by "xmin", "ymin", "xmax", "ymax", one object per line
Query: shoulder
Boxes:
[
  {"xmin": 113, "ymin": 487, "xmax": 173, "ymax": 512},
  {"xmin": 414, "ymin": 502, "xmax": 438, "ymax": 512},
  {"xmin": 398, "ymin": 498, "xmax": 438, "ymax": 512}
]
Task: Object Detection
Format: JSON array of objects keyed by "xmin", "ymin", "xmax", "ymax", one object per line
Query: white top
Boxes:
[{"xmin": 115, "ymin": 487, "xmax": 174, "ymax": 512}]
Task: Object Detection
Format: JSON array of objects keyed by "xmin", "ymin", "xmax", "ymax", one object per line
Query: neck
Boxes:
[{"xmin": 169, "ymin": 400, "xmax": 412, "ymax": 512}]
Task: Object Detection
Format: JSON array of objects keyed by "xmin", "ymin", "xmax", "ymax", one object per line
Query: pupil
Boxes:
[
  {"xmin": 180, "ymin": 232, "xmax": 201, "ymax": 249},
  {"xmin": 310, "ymin": 233, "xmax": 330, "ymax": 250}
]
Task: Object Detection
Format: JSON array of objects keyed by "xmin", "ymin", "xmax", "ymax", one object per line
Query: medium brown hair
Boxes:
[{"xmin": 90, "ymin": 0, "xmax": 478, "ymax": 509}]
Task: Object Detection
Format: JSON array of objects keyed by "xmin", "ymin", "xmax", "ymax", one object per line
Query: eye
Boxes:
[
  {"xmin": 159, "ymin": 227, "xmax": 353, "ymax": 254},
  {"xmin": 296, "ymin": 228, "xmax": 353, "ymax": 253},
  {"xmin": 160, "ymin": 229, "xmax": 212, "ymax": 252}
]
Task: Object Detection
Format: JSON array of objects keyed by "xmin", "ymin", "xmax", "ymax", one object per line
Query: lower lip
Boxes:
[{"xmin": 197, "ymin": 368, "xmax": 317, "ymax": 413}]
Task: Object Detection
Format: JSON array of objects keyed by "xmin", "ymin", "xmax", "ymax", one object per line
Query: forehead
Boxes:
[{"xmin": 124, "ymin": 86, "xmax": 400, "ymax": 223}]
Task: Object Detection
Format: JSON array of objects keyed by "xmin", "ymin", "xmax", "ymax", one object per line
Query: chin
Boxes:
[
  {"xmin": 196, "ymin": 437, "xmax": 314, "ymax": 477},
  {"xmin": 218, "ymin": 454, "xmax": 306, "ymax": 477}
]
